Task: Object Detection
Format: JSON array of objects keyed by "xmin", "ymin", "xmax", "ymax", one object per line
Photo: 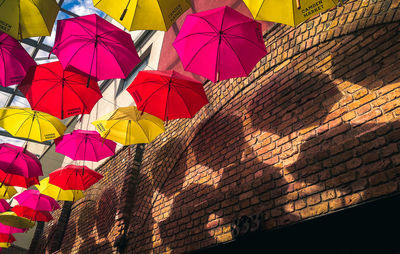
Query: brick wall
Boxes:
[{"xmin": 33, "ymin": 0, "xmax": 400, "ymax": 253}]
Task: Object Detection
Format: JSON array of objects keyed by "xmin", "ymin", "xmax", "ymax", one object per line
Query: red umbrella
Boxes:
[
  {"xmin": 0, "ymin": 169, "xmax": 39, "ymax": 188},
  {"xmin": 49, "ymin": 165, "xmax": 103, "ymax": 191},
  {"xmin": 173, "ymin": 6, "xmax": 267, "ymax": 82},
  {"xmin": 11, "ymin": 206, "xmax": 53, "ymax": 222},
  {"xmin": 127, "ymin": 70, "xmax": 209, "ymax": 122},
  {"xmin": 0, "ymin": 233, "xmax": 15, "ymax": 244},
  {"xmin": 19, "ymin": 61, "xmax": 102, "ymax": 119},
  {"xmin": 51, "ymin": 14, "xmax": 140, "ymax": 82},
  {"xmin": 0, "ymin": 31, "xmax": 36, "ymax": 87}
]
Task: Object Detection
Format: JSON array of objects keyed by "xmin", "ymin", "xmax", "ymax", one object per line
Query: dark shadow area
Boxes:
[
  {"xmin": 96, "ymin": 187, "xmax": 117, "ymax": 239},
  {"xmin": 249, "ymin": 71, "xmax": 342, "ymax": 136},
  {"xmin": 76, "ymin": 201, "xmax": 96, "ymax": 240},
  {"xmin": 60, "ymin": 219, "xmax": 76, "ymax": 254},
  {"xmin": 331, "ymin": 23, "xmax": 400, "ymax": 89},
  {"xmin": 191, "ymin": 193, "xmax": 400, "ymax": 254},
  {"xmin": 78, "ymin": 236, "xmax": 113, "ymax": 254}
]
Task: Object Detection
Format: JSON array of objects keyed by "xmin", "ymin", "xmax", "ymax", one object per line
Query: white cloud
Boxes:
[{"xmin": 69, "ymin": 0, "xmax": 103, "ymax": 16}]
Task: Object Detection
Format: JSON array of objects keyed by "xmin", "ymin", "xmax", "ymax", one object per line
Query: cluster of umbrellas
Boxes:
[{"xmin": 0, "ymin": 0, "xmax": 343, "ymax": 249}]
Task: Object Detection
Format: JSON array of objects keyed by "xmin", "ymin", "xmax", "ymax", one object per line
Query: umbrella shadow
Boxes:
[
  {"xmin": 76, "ymin": 201, "xmax": 97, "ymax": 241},
  {"xmin": 60, "ymin": 219, "xmax": 77, "ymax": 254},
  {"xmin": 95, "ymin": 187, "xmax": 118, "ymax": 239},
  {"xmin": 77, "ymin": 237, "xmax": 113, "ymax": 254},
  {"xmin": 248, "ymin": 71, "xmax": 342, "ymax": 137},
  {"xmin": 330, "ymin": 24, "xmax": 400, "ymax": 90}
]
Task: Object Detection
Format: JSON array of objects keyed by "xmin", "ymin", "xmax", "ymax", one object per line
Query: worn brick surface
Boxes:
[{"xmin": 34, "ymin": 0, "xmax": 400, "ymax": 253}]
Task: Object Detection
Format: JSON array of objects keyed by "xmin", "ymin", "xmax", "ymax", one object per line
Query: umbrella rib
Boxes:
[
  {"xmin": 63, "ymin": 81, "xmax": 94, "ymax": 113},
  {"xmin": 28, "ymin": 0, "xmax": 50, "ymax": 35},
  {"xmin": 89, "ymin": 138, "xmax": 99, "ymax": 161},
  {"xmin": 72, "ymin": 137, "xmax": 86, "ymax": 161},
  {"xmin": 223, "ymin": 20, "xmax": 259, "ymax": 33},
  {"xmin": 13, "ymin": 115, "xmax": 34, "ymax": 139},
  {"xmin": 52, "ymin": 36, "xmax": 91, "ymax": 53},
  {"xmin": 0, "ymin": 48, "xmax": 6, "ymax": 85},
  {"xmin": 97, "ymin": 41, "xmax": 126, "ymax": 76},
  {"xmin": 223, "ymin": 33, "xmax": 267, "ymax": 52},
  {"xmin": 35, "ymin": 111, "xmax": 43, "ymax": 143},
  {"xmin": 62, "ymin": 40, "xmax": 94, "ymax": 72},
  {"xmin": 221, "ymin": 36, "xmax": 248, "ymax": 76},
  {"xmin": 190, "ymin": 15, "xmax": 219, "ymax": 33},
  {"xmin": 31, "ymin": 80, "xmax": 63, "ymax": 109},
  {"xmin": 172, "ymin": 86, "xmax": 194, "ymax": 118},
  {"xmin": 68, "ymin": 19, "xmax": 96, "ymax": 38},
  {"xmin": 173, "ymin": 32, "xmax": 216, "ymax": 44},
  {"xmin": 184, "ymin": 36, "xmax": 218, "ymax": 72},
  {"xmin": 135, "ymin": 83, "xmax": 170, "ymax": 114}
]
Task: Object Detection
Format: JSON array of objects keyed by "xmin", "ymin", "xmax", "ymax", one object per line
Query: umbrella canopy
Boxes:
[
  {"xmin": 0, "ymin": 233, "xmax": 15, "ymax": 244},
  {"xmin": 0, "ymin": 143, "xmax": 42, "ymax": 178},
  {"xmin": 127, "ymin": 70, "xmax": 209, "ymax": 121},
  {"xmin": 11, "ymin": 206, "xmax": 53, "ymax": 222},
  {"xmin": 0, "ymin": 212, "xmax": 35, "ymax": 228},
  {"xmin": 14, "ymin": 190, "xmax": 60, "ymax": 212},
  {"xmin": 243, "ymin": 0, "xmax": 340, "ymax": 27},
  {"xmin": 93, "ymin": 0, "xmax": 191, "ymax": 31},
  {"xmin": 173, "ymin": 6, "xmax": 267, "ymax": 83},
  {"xmin": 0, "ymin": 186, "xmax": 16, "ymax": 200},
  {"xmin": 35, "ymin": 177, "xmax": 84, "ymax": 202},
  {"xmin": 0, "ymin": 223, "xmax": 27, "ymax": 234},
  {"xmin": 0, "ymin": 170, "xmax": 39, "ymax": 188},
  {"xmin": 19, "ymin": 61, "xmax": 103, "ymax": 119},
  {"xmin": 0, "ymin": 201, "xmax": 9, "ymax": 213},
  {"xmin": 49, "ymin": 165, "xmax": 103, "ymax": 191},
  {"xmin": 51, "ymin": 14, "xmax": 140, "ymax": 81},
  {"xmin": 0, "ymin": 107, "xmax": 66, "ymax": 142},
  {"xmin": 0, "ymin": 31, "xmax": 36, "ymax": 87},
  {"xmin": 92, "ymin": 106, "xmax": 165, "ymax": 145},
  {"xmin": 0, "ymin": 0, "xmax": 59, "ymax": 40},
  {"xmin": 55, "ymin": 130, "xmax": 116, "ymax": 162}
]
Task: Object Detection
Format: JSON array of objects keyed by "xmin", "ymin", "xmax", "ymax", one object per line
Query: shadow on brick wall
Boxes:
[
  {"xmin": 77, "ymin": 201, "xmax": 97, "ymax": 240},
  {"xmin": 77, "ymin": 236, "xmax": 113, "ymax": 254},
  {"xmin": 60, "ymin": 219, "xmax": 76, "ymax": 254},
  {"xmin": 249, "ymin": 71, "xmax": 342, "ymax": 137},
  {"xmin": 331, "ymin": 23, "xmax": 400, "ymax": 90},
  {"xmin": 96, "ymin": 188, "xmax": 118, "ymax": 238}
]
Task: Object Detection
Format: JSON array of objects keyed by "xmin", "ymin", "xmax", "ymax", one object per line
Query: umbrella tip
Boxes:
[{"xmin": 120, "ymin": 9, "xmax": 128, "ymax": 21}]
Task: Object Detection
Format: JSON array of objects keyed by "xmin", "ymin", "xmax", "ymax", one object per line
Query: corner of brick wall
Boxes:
[{"xmin": 34, "ymin": 0, "xmax": 400, "ymax": 253}]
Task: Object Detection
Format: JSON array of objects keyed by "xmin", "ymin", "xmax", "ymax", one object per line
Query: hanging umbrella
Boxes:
[
  {"xmin": 92, "ymin": 106, "xmax": 165, "ymax": 145},
  {"xmin": 0, "ymin": 201, "xmax": 9, "ymax": 213},
  {"xmin": 0, "ymin": 223, "xmax": 27, "ymax": 234},
  {"xmin": 0, "ymin": 31, "xmax": 36, "ymax": 87},
  {"xmin": 127, "ymin": 70, "xmax": 208, "ymax": 122},
  {"xmin": 0, "ymin": 143, "xmax": 42, "ymax": 178},
  {"xmin": 49, "ymin": 165, "xmax": 103, "ymax": 191},
  {"xmin": 0, "ymin": 0, "xmax": 59, "ymax": 40},
  {"xmin": 243, "ymin": 0, "xmax": 340, "ymax": 27},
  {"xmin": 92, "ymin": 0, "xmax": 191, "ymax": 31},
  {"xmin": 0, "ymin": 212, "xmax": 35, "ymax": 228},
  {"xmin": 14, "ymin": 190, "xmax": 60, "ymax": 212},
  {"xmin": 0, "ymin": 233, "xmax": 15, "ymax": 244},
  {"xmin": 51, "ymin": 14, "xmax": 141, "ymax": 82},
  {"xmin": 0, "ymin": 169, "xmax": 39, "ymax": 189},
  {"xmin": 11, "ymin": 206, "xmax": 53, "ymax": 222},
  {"xmin": 0, "ymin": 186, "xmax": 16, "ymax": 200},
  {"xmin": 0, "ymin": 107, "xmax": 66, "ymax": 142},
  {"xmin": 19, "ymin": 61, "xmax": 103, "ymax": 119},
  {"xmin": 54, "ymin": 130, "xmax": 116, "ymax": 162},
  {"xmin": 35, "ymin": 177, "xmax": 84, "ymax": 202},
  {"xmin": 173, "ymin": 6, "xmax": 267, "ymax": 83}
]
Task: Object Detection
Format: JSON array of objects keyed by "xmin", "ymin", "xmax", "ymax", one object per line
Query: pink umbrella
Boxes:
[
  {"xmin": 0, "ymin": 143, "xmax": 42, "ymax": 178},
  {"xmin": 0, "ymin": 223, "xmax": 27, "ymax": 234},
  {"xmin": 51, "ymin": 14, "xmax": 141, "ymax": 83},
  {"xmin": 55, "ymin": 130, "xmax": 116, "ymax": 162},
  {"xmin": 14, "ymin": 190, "xmax": 60, "ymax": 212},
  {"xmin": 0, "ymin": 200, "xmax": 10, "ymax": 213},
  {"xmin": 0, "ymin": 31, "xmax": 36, "ymax": 87},
  {"xmin": 173, "ymin": 6, "xmax": 267, "ymax": 83}
]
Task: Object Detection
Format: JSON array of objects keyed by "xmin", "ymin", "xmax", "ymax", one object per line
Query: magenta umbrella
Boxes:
[
  {"xmin": 0, "ymin": 31, "xmax": 36, "ymax": 87},
  {"xmin": 0, "ymin": 223, "xmax": 27, "ymax": 234},
  {"xmin": 51, "ymin": 14, "xmax": 141, "ymax": 83},
  {"xmin": 14, "ymin": 190, "xmax": 60, "ymax": 212},
  {"xmin": 173, "ymin": 6, "xmax": 267, "ymax": 83},
  {"xmin": 55, "ymin": 130, "xmax": 116, "ymax": 162},
  {"xmin": 0, "ymin": 143, "xmax": 42, "ymax": 178},
  {"xmin": 0, "ymin": 200, "xmax": 10, "ymax": 213}
]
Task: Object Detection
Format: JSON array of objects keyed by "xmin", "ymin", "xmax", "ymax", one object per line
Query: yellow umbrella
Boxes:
[
  {"xmin": 0, "ymin": 185, "xmax": 16, "ymax": 200},
  {"xmin": 243, "ymin": 0, "xmax": 340, "ymax": 27},
  {"xmin": 0, "ymin": 107, "xmax": 66, "ymax": 142},
  {"xmin": 92, "ymin": 0, "xmax": 191, "ymax": 31},
  {"xmin": 0, "ymin": 212, "xmax": 35, "ymax": 228},
  {"xmin": 0, "ymin": 0, "xmax": 60, "ymax": 40},
  {"xmin": 92, "ymin": 106, "xmax": 165, "ymax": 145},
  {"xmin": 35, "ymin": 177, "xmax": 84, "ymax": 202},
  {"xmin": 0, "ymin": 242, "xmax": 11, "ymax": 248}
]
